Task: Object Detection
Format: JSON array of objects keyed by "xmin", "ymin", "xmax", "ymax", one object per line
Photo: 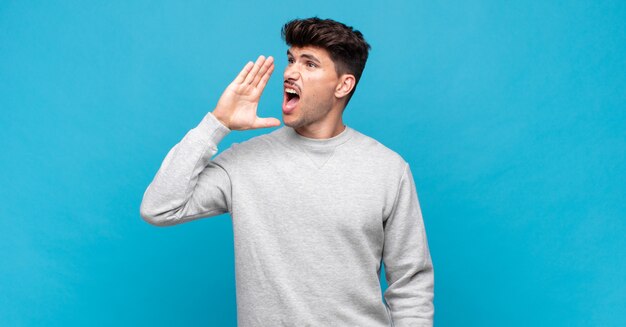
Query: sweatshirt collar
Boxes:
[{"xmin": 284, "ymin": 124, "xmax": 355, "ymax": 149}]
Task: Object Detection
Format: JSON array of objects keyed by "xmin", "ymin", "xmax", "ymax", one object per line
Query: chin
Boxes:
[
  {"xmin": 282, "ymin": 117, "xmax": 302, "ymax": 129},
  {"xmin": 283, "ymin": 119, "xmax": 296, "ymax": 128}
]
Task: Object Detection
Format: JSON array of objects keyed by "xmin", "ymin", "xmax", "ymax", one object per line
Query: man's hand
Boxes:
[{"xmin": 212, "ymin": 55, "xmax": 280, "ymax": 130}]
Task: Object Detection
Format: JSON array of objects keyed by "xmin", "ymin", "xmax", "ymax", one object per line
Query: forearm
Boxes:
[
  {"xmin": 384, "ymin": 248, "xmax": 434, "ymax": 326},
  {"xmin": 139, "ymin": 112, "xmax": 232, "ymax": 226},
  {"xmin": 383, "ymin": 164, "xmax": 435, "ymax": 326}
]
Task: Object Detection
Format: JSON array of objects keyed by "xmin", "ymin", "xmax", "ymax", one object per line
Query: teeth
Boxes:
[{"xmin": 286, "ymin": 89, "xmax": 298, "ymax": 95}]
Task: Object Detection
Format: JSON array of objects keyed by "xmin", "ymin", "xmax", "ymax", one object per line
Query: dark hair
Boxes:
[{"xmin": 281, "ymin": 17, "xmax": 371, "ymax": 105}]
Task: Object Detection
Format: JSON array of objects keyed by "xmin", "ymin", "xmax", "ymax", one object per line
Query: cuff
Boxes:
[{"xmin": 197, "ymin": 111, "xmax": 232, "ymax": 145}]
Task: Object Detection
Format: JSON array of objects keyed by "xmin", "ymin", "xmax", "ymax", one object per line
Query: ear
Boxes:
[{"xmin": 334, "ymin": 74, "xmax": 356, "ymax": 99}]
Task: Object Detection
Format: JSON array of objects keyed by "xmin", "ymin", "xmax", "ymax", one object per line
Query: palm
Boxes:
[{"xmin": 213, "ymin": 56, "xmax": 280, "ymax": 130}]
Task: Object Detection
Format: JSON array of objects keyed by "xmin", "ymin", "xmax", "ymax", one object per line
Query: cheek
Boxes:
[{"xmin": 303, "ymin": 74, "xmax": 337, "ymax": 101}]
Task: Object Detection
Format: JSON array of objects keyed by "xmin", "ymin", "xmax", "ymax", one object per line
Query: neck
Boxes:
[
  {"xmin": 285, "ymin": 119, "xmax": 354, "ymax": 150},
  {"xmin": 294, "ymin": 102, "xmax": 347, "ymax": 139},
  {"xmin": 295, "ymin": 121, "xmax": 346, "ymax": 139}
]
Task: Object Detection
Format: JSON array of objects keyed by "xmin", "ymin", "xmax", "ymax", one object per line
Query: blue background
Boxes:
[{"xmin": 1, "ymin": 1, "xmax": 624, "ymax": 326}]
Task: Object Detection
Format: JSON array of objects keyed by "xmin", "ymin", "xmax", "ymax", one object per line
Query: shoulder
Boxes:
[
  {"xmin": 234, "ymin": 127, "xmax": 285, "ymax": 151},
  {"xmin": 216, "ymin": 127, "xmax": 285, "ymax": 159},
  {"xmin": 351, "ymin": 128, "xmax": 408, "ymax": 171},
  {"xmin": 212, "ymin": 127, "xmax": 293, "ymax": 176}
]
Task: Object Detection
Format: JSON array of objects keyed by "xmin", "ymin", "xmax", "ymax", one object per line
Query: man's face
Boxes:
[{"xmin": 282, "ymin": 46, "xmax": 341, "ymax": 129}]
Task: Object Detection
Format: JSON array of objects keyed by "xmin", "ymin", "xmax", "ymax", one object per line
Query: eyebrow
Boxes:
[{"xmin": 286, "ymin": 50, "xmax": 321, "ymax": 64}]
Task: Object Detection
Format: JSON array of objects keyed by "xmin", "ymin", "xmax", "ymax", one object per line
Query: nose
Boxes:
[{"xmin": 283, "ymin": 63, "xmax": 300, "ymax": 81}]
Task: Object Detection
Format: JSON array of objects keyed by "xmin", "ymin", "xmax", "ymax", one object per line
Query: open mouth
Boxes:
[{"xmin": 283, "ymin": 85, "xmax": 301, "ymax": 113}]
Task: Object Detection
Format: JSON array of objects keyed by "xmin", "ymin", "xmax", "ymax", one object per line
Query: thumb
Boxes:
[{"xmin": 253, "ymin": 117, "xmax": 281, "ymax": 129}]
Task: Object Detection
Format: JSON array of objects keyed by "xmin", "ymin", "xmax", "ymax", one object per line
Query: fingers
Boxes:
[
  {"xmin": 257, "ymin": 61, "xmax": 274, "ymax": 91},
  {"xmin": 252, "ymin": 56, "xmax": 274, "ymax": 87},
  {"xmin": 243, "ymin": 55, "xmax": 266, "ymax": 85},
  {"xmin": 253, "ymin": 116, "xmax": 281, "ymax": 129},
  {"xmin": 233, "ymin": 55, "xmax": 274, "ymax": 89},
  {"xmin": 233, "ymin": 61, "xmax": 254, "ymax": 84}
]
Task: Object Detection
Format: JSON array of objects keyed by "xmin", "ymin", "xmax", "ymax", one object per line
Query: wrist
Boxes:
[{"xmin": 211, "ymin": 111, "xmax": 230, "ymax": 129}]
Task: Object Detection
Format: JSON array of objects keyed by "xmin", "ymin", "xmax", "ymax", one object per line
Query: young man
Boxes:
[{"xmin": 140, "ymin": 18, "xmax": 434, "ymax": 327}]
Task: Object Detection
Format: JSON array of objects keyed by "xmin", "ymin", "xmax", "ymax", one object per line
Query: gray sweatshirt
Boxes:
[{"xmin": 140, "ymin": 111, "xmax": 435, "ymax": 327}]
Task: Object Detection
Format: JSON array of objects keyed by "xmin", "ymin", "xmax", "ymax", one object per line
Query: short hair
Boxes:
[{"xmin": 281, "ymin": 17, "xmax": 371, "ymax": 105}]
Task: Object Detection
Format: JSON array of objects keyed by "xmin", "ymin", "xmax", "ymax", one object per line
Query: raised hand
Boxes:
[{"xmin": 212, "ymin": 55, "xmax": 280, "ymax": 130}]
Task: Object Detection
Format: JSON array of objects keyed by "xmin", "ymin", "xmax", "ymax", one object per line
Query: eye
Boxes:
[
  {"xmin": 307, "ymin": 61, "xmax": 317, "ymax": 68},
  {"xmin": 287, "ymin": 57, "xmax": 294, "ymax": 64}
]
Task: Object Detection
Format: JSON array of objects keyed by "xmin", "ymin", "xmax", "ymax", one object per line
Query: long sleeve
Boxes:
[
  {"xmin": 382, "ymin": 163, "xmax": 435, "ymax": 326},
  {"xmin": 139, "ymin": 111, "xmax": 235, "ymax": 226}
]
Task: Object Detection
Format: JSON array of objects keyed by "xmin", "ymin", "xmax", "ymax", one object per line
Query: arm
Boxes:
[
  {"xmin": 140, "ymin": 55, "xmax": 279, "ymax": 226},
  {"xmin": 139, "ymin": 112, "xmax": 234, "ymax": 226},
  {"xmin": 383, "ymin": 164, "xmax": 435, "ymax": 326}
]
